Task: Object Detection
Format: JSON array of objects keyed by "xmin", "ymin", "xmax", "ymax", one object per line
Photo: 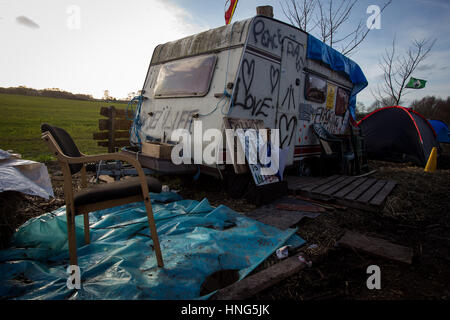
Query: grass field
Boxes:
[{"xmin": 0, "ymin": 93, "xmax": 128, "ymax": 161}]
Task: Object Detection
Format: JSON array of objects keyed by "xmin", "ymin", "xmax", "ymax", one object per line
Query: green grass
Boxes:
[{"xmin": 0, "ymin": 93, "xmax": 128, "ymax": 161}]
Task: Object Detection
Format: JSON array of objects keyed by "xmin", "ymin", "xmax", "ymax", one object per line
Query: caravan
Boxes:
[{"xmin": 125, "ymin": 13, "xmax": 368, "ymax": 178}]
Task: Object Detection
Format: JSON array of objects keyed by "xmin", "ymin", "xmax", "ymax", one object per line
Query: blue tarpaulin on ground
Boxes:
[
  {"xmin": 0, "ymin": 192, "xmax": 304, "ymax": 300},
  {"xmin": 306, "ymin": 35, "xmax": 368, "ymax": 119}
]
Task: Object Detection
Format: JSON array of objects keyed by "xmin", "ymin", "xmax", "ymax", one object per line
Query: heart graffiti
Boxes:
[
  {"xmin": 279, "ymin": 114, "xmax": 297, "ymax": 147},
  {"xmin": 270, "ymin": 65, "xmax": 280, "ymax": 94},
  {"xmin": 242, "ymin": 59, "xmax": 255, "ymax": 93}
]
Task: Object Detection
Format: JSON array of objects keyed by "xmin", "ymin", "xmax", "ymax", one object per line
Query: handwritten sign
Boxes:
[{"xmin": 326, "ymin": 84, "xmax": 336, "ymax": 110}]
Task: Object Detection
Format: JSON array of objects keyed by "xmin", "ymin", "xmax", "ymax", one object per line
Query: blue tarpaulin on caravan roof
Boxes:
[
  {"xmin": 0, "ymin": 192, "xmax": 304, "ymax": 300},
  {"xmin": 306, "ymin": 35, "xmax": 368, "ymax": 119}
]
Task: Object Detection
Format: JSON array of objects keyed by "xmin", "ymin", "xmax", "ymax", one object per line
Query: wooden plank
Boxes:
[
  {"xmin": 294, "ymin": 195, "xmax": 348, "ymax": 210},
  {"xmin": 311, "ymin": 175, "xmax": 348, "ymax": 194},
  {"xmin": 286, "ymin": 176, "xmax": 319, "ymax": 190},
  {"xmin": 322, "ymin": 176, "xmax": 358, "ymax": 196},
  {"xmin": 108, "ymin": 107, "xmax": 117, "ymax": 153},
  {"xmin": 99, "ymin": 119, "xmax": 131, "ymax": 131},
  {"xmin": 245, "ymin": 205, "xmax": 320, "ymax": 230},
  {"xmin": 100, "ymin": 106, "xmax": 134, "ymax": 119},
  {"xmin": 97, "ymin": 140, "xmax": 130, "ymax": 148},
  {"xmin": 93, "ymin": 130, "xmax": 130, "ymax": 140},
  {"xmin": 370, "ymin": 180, "xmax": 397, "ymax": 206},
  {"xmin": 276, "ymin": 203, "xmax": 326, "ymax": 213},
  {"xmin": 338, "ymin": 231, "xmax": 413, "ymax": 264},
  {"xmin": 301, "ymin": 175, "xmax": 340, "ymax": 192},
  {"xmin": 334, "ymin": 177, "xmax": 367, "ymax": 198},
  {"xmin": 211, "ymin": 255, "xmax": 307, "ymax": 300},
  {"xmin": 357, "ymin": 180, "xmax": 387, "ymax": 204},
  {"xmin": 344, "ymin": 178, "xmax": 377, "ymax": 201}
]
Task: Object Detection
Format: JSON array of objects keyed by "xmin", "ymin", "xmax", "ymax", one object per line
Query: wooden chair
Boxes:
[
  {"xmin": 41, "ymin": 124, "xmax": 164, "ymax": 267},
  {"xmin": 311, "ymin": 123, "xmax": 355, "ymax": 176},
  {"xmin": 350, "ymin": 124, "xmax": 369, "ymax": 174}
]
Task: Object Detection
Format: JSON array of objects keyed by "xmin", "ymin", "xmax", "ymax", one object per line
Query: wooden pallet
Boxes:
[{"xmin": 286, "ymin": 175, "xmax": 397, "ymax": 211}]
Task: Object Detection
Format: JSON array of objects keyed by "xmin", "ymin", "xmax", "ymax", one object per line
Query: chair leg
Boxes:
[
  {"xmin": 66, "ymin": 207, "xmax": 78, "ymax": 266},
  {"xmin": 143, "ymin": 197, "xmax": 164, "ymax": 268},
  {"xmin": 83, "ymin": 213, "xmax": 90, "ymax": 245}
]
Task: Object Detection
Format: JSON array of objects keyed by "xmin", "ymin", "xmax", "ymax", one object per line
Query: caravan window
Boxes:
[
  {"xmin": 154, "ymin": 55, "xmax": 217, "ymax": 98},
  {"xmin": 335, "ymin": 87, "xmax": 350, "ymax": 116},
  {"xmin": 305, "ymin": 74, "xmax": 327, "ymax": 103}
]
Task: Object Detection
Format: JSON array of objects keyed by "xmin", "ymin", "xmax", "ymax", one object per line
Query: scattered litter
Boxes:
[
  {"xmin": 276, "ymin": 245, "xmax": 291, "ymax": 259},
  {"xmin": 307, "ymin": 244, "xmax": 318, "ymax": 250},
  {"xmin": 297, "ymin": 254, "xmax": 312, "ymax": 267},
  {"xmin": 161, "ymin": 185, "xmax": 170, "ymax": 192},
  {"xmin": 0, "ymin": 149, "xmax": 54, "ymax": 199}
]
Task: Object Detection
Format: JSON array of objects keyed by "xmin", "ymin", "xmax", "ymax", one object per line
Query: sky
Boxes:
[{"xmin": 0, "ymin": 0, "xmax": 449, "ymax": 107}]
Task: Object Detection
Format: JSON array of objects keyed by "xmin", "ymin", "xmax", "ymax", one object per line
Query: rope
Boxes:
[{"xmin": 126, "ymin": 95, "xmax": 144, "ymax": 148}]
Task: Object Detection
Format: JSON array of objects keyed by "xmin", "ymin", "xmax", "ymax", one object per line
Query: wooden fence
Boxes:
[{"xmin": 93, "ymin": 106, "xmax": 132, "ymax": 153}]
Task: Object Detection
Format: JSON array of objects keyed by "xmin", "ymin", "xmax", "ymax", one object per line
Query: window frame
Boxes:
[
  {"xmin": 154, "ymin": 54, "xmax": 218, "ymax": 99},
  {"xmin": 304, "ymin": 73, "xmax": 328, "ymax": 104},
  {"xmin": 335, "ymin": 87, "xmax": 350, "ymax": 116}
]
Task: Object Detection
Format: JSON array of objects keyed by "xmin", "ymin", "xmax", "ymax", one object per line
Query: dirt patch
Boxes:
[
  {"xmin": 252, "ymin": 157, "xmax": 450, "ymax": 300},
  {"xmin": 200, "ymin": 269, "xmax": 240, "ymax": 296},
  {"xmin": 1, "ymin": 150, "xmax": 449, "ymax": 300}
]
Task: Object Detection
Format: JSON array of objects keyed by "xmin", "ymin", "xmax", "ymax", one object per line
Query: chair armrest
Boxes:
[{"xmin": 63, "ymin": 153, "xmax": 153, "ymax": 199}]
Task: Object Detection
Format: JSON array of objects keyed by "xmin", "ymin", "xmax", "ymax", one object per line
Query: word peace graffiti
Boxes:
[{"xmin": 253, "ymin": 20, "xmax": 281, "ymax": 50}]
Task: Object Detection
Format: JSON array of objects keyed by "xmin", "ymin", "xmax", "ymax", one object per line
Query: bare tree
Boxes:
[
  {"xmin": 280, "ymin": 0, "xmax": 318, "ymax": 32},
  {"xmin": 372, "ymin": 38, "xmax": 436, "ymax": 106},
  {"xmin": 280, "ymin": 0, "xmax": 392, "ymax": 55}
]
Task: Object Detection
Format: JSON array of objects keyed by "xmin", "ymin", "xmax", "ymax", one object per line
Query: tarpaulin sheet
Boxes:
[
  {"xmin": 306, "ymin": 35, "xmax": 368, "ymax": 120},
  {"xmin": 0, "ymin": 149, "xmax": 54, "ymax": 199},
  {"xmin": 0, "ymin": 192, "xmax": 304, "ymax": 300}
]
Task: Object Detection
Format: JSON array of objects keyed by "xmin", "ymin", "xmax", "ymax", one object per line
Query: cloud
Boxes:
[
  {"xmin": 417, "ymin": 64, "xmax": 436, "ymax": 71},
  {"xmin": 16, "ymin": 15, "xmax": 40, "ymax": 29}
]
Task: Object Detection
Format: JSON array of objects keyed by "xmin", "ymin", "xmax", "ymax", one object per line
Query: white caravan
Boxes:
[{"xmin": 127, "ymin": 14, "xmax": 367, "ymax": 178}]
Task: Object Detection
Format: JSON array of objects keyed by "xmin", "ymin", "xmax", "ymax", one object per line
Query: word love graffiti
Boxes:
[{"xmin": 234, "ymin": 59, "xmax": 279, "ymax": 118}]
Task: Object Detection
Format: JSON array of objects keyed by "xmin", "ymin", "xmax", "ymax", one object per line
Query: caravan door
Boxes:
[{"xmin": 276, "ymin": 37, "xmax": 305, "ymax": 165}]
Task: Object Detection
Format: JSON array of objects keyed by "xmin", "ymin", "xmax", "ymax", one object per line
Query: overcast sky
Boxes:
[{"xmin": 1, "ymin": 0, "xmax": 449, "ymax": 107}]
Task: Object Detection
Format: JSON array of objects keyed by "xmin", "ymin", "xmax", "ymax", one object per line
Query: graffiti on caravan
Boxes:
[
  {"xmin": 299, "ymin": 103, "xmax": 344, "ymax": 133},
  {"xmin": 234, "ymin": 58, "xmax": 278, "ymax": 118},
  {"xmin": 286, "ymin": 40, "xmax": 304, "ymax": 73},
  {"xmin": 145, "ymin": 107, "xmax": 199, "ymax": 131},
  {"xmin": 252, "ymin": 19, "xmax": 297, "ymax": 52},
  {"xmin": 279, "ymin": 114, "xmax": 297, "ymax": 148},
  {"xmin": 281, "ymin": 84, "xmax": 296, "ymax": 111}
]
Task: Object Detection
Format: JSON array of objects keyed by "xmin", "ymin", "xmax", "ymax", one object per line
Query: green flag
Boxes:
[{"xmin": 405, "ymin": 77, "xmax": 427, "ymax": 89}]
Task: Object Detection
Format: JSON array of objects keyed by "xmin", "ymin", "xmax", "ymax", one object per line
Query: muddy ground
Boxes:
[{"xmin": 1, "ymin": 147, "xmax": 449, "ymax": 300}]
